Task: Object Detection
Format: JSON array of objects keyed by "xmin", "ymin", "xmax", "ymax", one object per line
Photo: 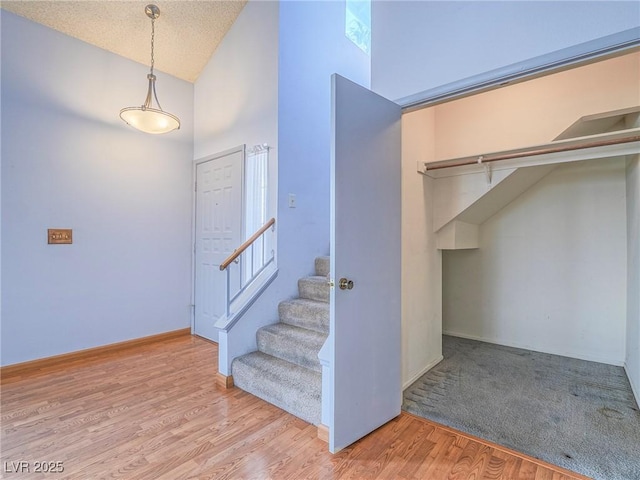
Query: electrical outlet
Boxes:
[{"xmin": 288, "ymin": 193, "xmax": 296, "ymax": 208}]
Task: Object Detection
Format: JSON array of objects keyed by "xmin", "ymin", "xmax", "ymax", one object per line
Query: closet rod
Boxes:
[{"xmin": 424, "ymin": 131, "xmax": 640, "ymax": 171}]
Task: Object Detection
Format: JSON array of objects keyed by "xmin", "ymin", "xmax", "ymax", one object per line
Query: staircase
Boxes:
[{"xmin": 231, "ymin": 256, "xmax": 330, "ymax": 425}]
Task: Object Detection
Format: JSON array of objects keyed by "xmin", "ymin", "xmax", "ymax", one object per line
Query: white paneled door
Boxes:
[
  {"xmin": 194, "ymin": 148, "xmax": 243, "ymax": 342},
  {"xmin": 329, "ymin": 75, "xmax": 402, "ymax": 452}
]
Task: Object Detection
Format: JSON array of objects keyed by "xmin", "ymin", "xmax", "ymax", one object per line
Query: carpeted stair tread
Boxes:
[
  {"xmin": 278, "ymin": 298, "xmax": 329, "ymax": 334},
  {"xmin": 315, "ymin": 256, "xmax": 330, "ymax": 277},
  {"xmin": 231, "ymin": 254, "xmax": 330, "ymax": 427},
  {"xmin": 298, "ymin": 276, "xmax": 330, "ymax": 303},
  {"xmin": 257, "ymin": 323, "xmax": 326, "ymax": 372},
  {"xmin": 232, "ymin": 351, "xmax": 321, "ymax": 425}
]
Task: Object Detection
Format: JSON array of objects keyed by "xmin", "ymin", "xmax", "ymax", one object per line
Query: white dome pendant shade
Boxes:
[
  {"xmin": 120, "ymin": 74, "xmax": 180, "ymax": 134},
  {"xmin": 120, "ymin": 5, "xmax": 180, "ymax": 135}
]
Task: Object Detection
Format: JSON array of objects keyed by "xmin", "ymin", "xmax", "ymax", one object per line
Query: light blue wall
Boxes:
[
  {"xmin": 194, "ymin": 1, "xmax": 278, "ymax": 161},
  {"xmin": 276, "ymin": 2, "xmax": 370, "ymax": 424},
  {"xmin": 1, "ymin": 12, "xmax": 194, "ymax": 366},
  {"xmin": 1, "ymin": 0, "xmax": 369, "ymax": 370},
  {"xmin": 193, "ymin": 0, "xmax": 279, "ymax": 349},
  {"xmin": 372, "ymin": 1, "xmax": 640, "ymax": 101},
  {"xmin": 276, "ymin": 0, "xmax": 370, "ymax": 287},
  {"xmin": 198, "ymin": 0, "xmax": 370, "ymax": 373}
]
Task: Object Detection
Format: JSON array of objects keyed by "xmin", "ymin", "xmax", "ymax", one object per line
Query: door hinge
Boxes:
[{"xmin": 194, "ymin": 181, "xmax": 197, "ymax": 192}]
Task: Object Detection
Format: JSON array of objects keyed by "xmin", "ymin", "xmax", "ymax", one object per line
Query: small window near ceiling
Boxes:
[{"xmin": 346, "ymin": 0, "xmax": 371, "ymax": 55}]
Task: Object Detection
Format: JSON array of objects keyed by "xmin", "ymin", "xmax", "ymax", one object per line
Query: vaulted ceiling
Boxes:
[{"xmin": 1, "ymin": 1, "xmax": 247, "ymax": 83}]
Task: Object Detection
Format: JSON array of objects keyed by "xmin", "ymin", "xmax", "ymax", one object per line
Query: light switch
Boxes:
[{"xmin": 288, "ymin": 193, "xmax": 296, "ymax": 208}]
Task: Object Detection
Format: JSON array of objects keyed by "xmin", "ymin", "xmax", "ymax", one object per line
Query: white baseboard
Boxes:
[
  {"xmin": 624, "ymin": 363, "xmax": 640, "ymax": 406},
  {"xmin": 442, "ymin": 330, "xmax": 625, "ymax": 367},
  {"xmin": 402, "ymin": 355, "xmax": 444, "ymax": 391}
]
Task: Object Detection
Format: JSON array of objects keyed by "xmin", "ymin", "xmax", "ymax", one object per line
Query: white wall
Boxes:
[
  {"xmin": 1, "ymin": 12, "xmax": 194, "ymax": 366},
  {"xmin": 193, "ymin": 0, "xmax": 279, "ymax": 347},
  {"xmin": 372, "ymin": 1, "xmax": 640, "ymax": 102},
  {"xmin": 626, "ymin": 155, "xmax": 640, "ymax": 401},
  {"xmin": 443, "ymin": 159, "xmax": 628, "ymax": 365},
  {"xmin": 432, "ymin": 53, "xmax": 640, "ymax": 161},
  {"xmin": 401, "ymin": 108, "xmax": 442, "ymax": 388}
]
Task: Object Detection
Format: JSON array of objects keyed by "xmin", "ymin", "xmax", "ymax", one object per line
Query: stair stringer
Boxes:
[{"xmin": 434, "ymin": 164, "xmax": 556, "ymax": 250}]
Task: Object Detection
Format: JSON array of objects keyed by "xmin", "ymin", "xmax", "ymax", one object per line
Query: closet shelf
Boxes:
[{"xmin": 419, "ymin": 128, "xmax": 640, "ymax": 178}]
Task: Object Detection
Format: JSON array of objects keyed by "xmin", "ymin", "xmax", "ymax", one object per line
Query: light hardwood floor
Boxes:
[{"xmin": 1, "ymin": 334, "xmax": 590, "ymax": 479}]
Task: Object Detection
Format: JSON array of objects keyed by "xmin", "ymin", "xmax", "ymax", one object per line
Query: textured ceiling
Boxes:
[{"xmin": 1, "ymin": 1, "xmax": 247, "ymax": 83}]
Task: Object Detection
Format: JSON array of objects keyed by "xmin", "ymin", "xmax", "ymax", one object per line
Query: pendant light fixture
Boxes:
[{"xmin": 120, "ymin": 4, "xmax": 180, "ymax": 134}]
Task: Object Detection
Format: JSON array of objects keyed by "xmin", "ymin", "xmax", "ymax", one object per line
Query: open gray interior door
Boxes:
[{"xmin": 329, "ymin": 74, "xmax": 402, "ymax": 452}]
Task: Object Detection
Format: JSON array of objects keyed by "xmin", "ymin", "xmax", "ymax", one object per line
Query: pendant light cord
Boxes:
[
  {"xmin": 150, "ymin": 15, "xmax": 155, "ymax": 76},
  {"xmin": 148, "ymin": 12, "xmax": 163, "ymax": 111}
]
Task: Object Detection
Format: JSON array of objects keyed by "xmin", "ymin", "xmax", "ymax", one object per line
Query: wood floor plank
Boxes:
[
  {"xmin": 373, "ymin": 417, "xmax": 430, "ymax": 479},
  {"xmin": 535, "ymin": 469, "xmax": 555, "ymax": 480},
  {"xmin": 484, "ymin": 455, "xmax": 508, "ymax": 480},
  {"xmin": 493, "ymin": 450, "xmax": 523, "ymax": 479},
  {"xmin": 1, "ymin": 335, "xmax": 590, "ymax": 480},
  {"xmin": 518, "ymin": 461, "xmax": 539, "ymax": 480},
  {"xmin": 449, "ymin": 441, "xmax": 493, "ymax": 480}
]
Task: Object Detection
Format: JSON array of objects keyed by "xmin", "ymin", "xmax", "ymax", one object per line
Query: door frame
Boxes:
[
  {"xmin": 191, "ymin": 145, "xmax": 246, "ymax": 336},
  {"xmin": 393, "ymin": 37, "xmax": 640, "ymax": 411}
]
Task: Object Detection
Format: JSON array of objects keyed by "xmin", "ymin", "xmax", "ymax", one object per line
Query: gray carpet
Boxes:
[{"xmin": 403, "ymin": 335, "xmax": 640, "ymax": 480}]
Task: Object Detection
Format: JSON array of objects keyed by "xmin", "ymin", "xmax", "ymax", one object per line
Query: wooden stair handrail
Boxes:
[{"xmin": 220, "ymin": 217, "xmax": 275, "ymax": 271}]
